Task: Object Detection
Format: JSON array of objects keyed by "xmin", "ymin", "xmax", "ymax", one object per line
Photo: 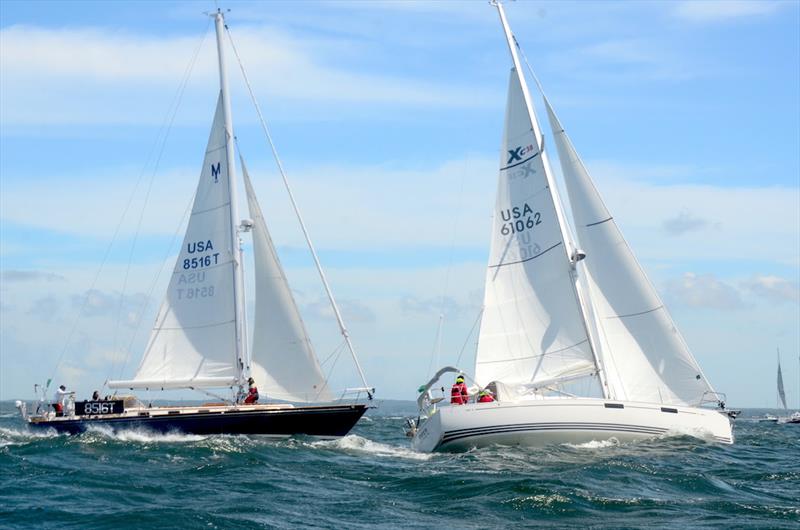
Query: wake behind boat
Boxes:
[
  {"xmin": 17, "ymin": 11, "xmax": 372, "ymax": 437},
  {"xmin": 408, "ymin": 2, "xmax": 733, "ymax": 452}
]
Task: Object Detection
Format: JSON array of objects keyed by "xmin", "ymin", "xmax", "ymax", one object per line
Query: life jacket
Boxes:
[
  {"xmin": 478, "ymin": 392, "xmax": 494, "ymax": 403},
  {"xmin": 450, "ymin": 383, "xmax": 468, "ymax": 404},
  {"xmin": 244, "ymin": 386, "xmax": 259, "ymax": 403}
]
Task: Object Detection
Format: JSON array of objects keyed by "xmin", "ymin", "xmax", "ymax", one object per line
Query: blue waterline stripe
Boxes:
[{"xmin": 440, "ymin": 422, "xmax": 669, "ymax": 445}]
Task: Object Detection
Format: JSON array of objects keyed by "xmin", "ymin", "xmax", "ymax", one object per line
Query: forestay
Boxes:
[
  {"xmin": 109, "ymin": 95, "xmax": 238, "ymax": 390},
  {"xmin": 474, "ymin": 69, "xmax": 596, "ymax": 387},
  {"xmin": 545, "ymin": 98, "xmax": 714, "ymax": 406},
  {"xmin": 242, "ymin": 159, "xmax": 333, "ymax": 402}
]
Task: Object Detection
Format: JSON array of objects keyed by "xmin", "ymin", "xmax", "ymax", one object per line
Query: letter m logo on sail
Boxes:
[{"xmin": 211, "ymin": 162, "xmax": 221, "ymax": 183}]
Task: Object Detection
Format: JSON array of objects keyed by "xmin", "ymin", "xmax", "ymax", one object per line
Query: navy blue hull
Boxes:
[{"xmin": 28, "ymin": 405, "xmax": 368, "ymax": 436}]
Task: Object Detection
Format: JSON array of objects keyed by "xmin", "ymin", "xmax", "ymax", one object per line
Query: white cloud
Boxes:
[
  {"xmin": 673, "ymin": 1, "xmax": 787, "ymax": 22},
  {"xmin": 27, "ymin": 295, "xmax": 61, "ymax": 322},
  {"xmin": 662, "ymin": 209, "xmax": 715, "ymax": 236},
  {"xmin": 0, "ymin": 24, "xmax": 489, "ymax": 126},
  {"xmin": 664, "ymin": 272, "xmax": 744, "ymax": 309},
  {"xmin": 2, "ymin": 270, "xmax": 65, "ymax": 283},
  {"xmin": 742, "ymin": 275, "xmax": 800, "ymax": 304}
]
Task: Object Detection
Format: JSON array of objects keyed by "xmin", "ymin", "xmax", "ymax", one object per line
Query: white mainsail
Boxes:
[
  {"xmin": 777, "ymin": 355, "xmax": 787, "ymax": 410},
  {"xmin": 474, "ymin": 69, "xmax": 596, "ymax": 387},
  {"xmin": 544, "ymin": 98, "xmax": 714, "ymax": 406},
  {"xmin": 241, "ymin": 159, "xmax": 333, "ymax": 402},
  {"xmin": 110, "ymin": 95, "xmax": 239, "ymax": 390}
]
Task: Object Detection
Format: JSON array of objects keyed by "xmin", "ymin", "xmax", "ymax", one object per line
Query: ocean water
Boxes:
[{"xmin": 1, "ymin": 401, "xmax": 798, "ymax": 529}]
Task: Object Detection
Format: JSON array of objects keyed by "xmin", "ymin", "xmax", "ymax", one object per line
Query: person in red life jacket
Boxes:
[
  {"xmin": 244, "ymin": 377, "xmax": 259, "ymax": 404},
  {"xmin": 477, "ymin": 389, "xmax": 495, "ymax": 403},
  {"xmin": 450, "ymin": 375, "xmax": 469, "ymax": 405}
]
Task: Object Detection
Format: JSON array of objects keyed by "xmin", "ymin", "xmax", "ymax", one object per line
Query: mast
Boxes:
[
  {"xmin": 491, "ymin": 1, "xmax": 609, "ymax": 397},
  {"xmin": 222, "ymin": 27, "xmax": 372, "ymax": 399},
  {"xmin": 214, "ymin": 10, "xmax": 248, "ymax": 390}
]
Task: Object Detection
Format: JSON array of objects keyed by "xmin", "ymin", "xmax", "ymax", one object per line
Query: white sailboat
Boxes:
[
  {"xmin": 775, "ymin": 349, "xmax": 800, "ymax": 424},
  {"xmin": 18, "ymin": 11, "xmax": 372, "ymax": 436},
  {"xmin": 409, "ymin": 2, "xmax": 733, "ymax": 451}
]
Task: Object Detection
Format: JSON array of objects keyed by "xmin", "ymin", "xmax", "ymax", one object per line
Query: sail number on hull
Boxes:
[{"xmin": 499, "ymin": 202, "xmax": 541, "ymax": 236}]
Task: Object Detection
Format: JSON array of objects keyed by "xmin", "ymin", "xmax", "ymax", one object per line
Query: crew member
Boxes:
[
  {"xmin": 478, "ymin": 389, "xmax": 495, "ymax": 403},
  {"xmin": 450, "ymin": 375, "xmax": 469, "ymax": 405},
  {"xmin": 244, "ymin": 377, "xmax": 259, "ymax": 404},
  {"xmin": 53, "ymin": 385, "xmax": 69, "ymax": 416},
  {"xmin": 92, "ymin": 390, "xmax": 100, "ymax": 401}
]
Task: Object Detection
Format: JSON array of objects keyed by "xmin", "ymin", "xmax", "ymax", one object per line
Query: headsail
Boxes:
[
  {"xmin": 109, "ymin": 95, "xmax": 238, "ymax": 390},
  {"xmin": 241, "ymin": 159, "xmax": 333, "ymax": 402},
  {"xmin": 473, "ymin": 69, "xmax": 596, "ymax": 387},
  {"xmin": 544, "ymin": 97, "xmax": 714, "ymax": 406}
]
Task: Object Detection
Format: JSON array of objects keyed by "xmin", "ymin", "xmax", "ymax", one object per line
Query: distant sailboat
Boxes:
[
  {"xmin": 17, "ymin": 11, "xmax": 372, "ymax": 436},
  {"xmin": 408, "ymin": 1, "xmax": 733, "ymax": 451},
  {"xmin": 776, "ymin": 349, "xmax": 800, "ymax": 425}
]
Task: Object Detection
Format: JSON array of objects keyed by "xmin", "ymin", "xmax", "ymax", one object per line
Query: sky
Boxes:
[{"xmin": 1, "ymin": 0, "xmax": 798, "ymax": 407}]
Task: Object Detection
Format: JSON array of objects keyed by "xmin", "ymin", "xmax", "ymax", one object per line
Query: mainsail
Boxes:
[
  {"xmin": 544, "ymin": 98, "xmax": 714, "ymax": 406},
  {"xmin": 242, "ymin": 159, "xmax": 333, "ymax": 402},
  {"xmin": 473, "ymin": 69, "xmax": 596, "ymax": 387},
  {"xmin": 777, "ymin": 355, "xmax": 787, "ymax": 410},
  {"xmin": 110, "ymin": 95, "xmax": 239, "ymax": 389}
]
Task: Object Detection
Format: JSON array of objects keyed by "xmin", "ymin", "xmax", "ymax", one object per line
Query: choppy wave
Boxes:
[
  {"xmin": 311, "ymin": 434, "xmax": 434, "ymax": 461},
  {"xmin": 563, "ymin": 437, "xmax": 620, "ymax": 449},
  {"xmin": 0, "ymin": 426, "xmax": 61, "ymax": 447},
  {"xmin": 83, "ymin": 425, "xmax": 208, "ymax": 444},
  {"xmin": 2, "ymin": 405, "xmax": 799, "ymax": 529}
]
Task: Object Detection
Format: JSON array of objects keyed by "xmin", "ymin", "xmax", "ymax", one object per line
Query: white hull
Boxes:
[{"xmin": 411, "ymin": 397, "xmax": 733, "ymax": 452}]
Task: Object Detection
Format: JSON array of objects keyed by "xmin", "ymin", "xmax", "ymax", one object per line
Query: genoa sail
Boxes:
[
  {"xmin": 473, "ymin": 69, "xmax": 596, "ymax": 388},
  {"xmin": 241, "ymin": 159, "xmax": 333, "ymax": 402},
  {"xmin": 109, "ymin": 94, "xmax": 239, "ymax": 390},
  {"xmin": 544, "ymin": 97, "xmax": 714, "ymax": 406}
]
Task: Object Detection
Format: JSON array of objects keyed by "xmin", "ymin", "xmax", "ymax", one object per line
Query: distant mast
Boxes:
[{"xmin": 214, "ymin": 10, "xmax": 249, "ymax": 390}]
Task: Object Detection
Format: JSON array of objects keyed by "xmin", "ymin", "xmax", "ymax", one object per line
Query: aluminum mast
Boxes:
[
  {"xmin": 213, "ymin": 10, "xmax": 249, "ymax": 392},
  {"xmin": 491, "ymin": 0, "xmax": 609, "ymax": 398}
]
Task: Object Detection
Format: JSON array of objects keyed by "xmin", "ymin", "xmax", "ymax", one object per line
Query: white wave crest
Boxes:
[
  {"xmin": 563, "ymin": 437, "xmax": 621, "ymax": 449},
  {"xmin": 311, "ymin": 434, "xmax": 433, "ymax": 461},
  {"xmin": 0, "ymin": 426, "xmax": 61, "ymax": 446},
  {"xmin": 84, "ymin": 425, "xmax": 207, "ymax": 443}
]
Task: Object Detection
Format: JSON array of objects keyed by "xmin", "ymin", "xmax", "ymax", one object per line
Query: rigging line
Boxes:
[
  {"xmin": 426, "ymin": 157, "xmax": 469, "ymax": 379},
  {"xmin": 111, "ymin": 191, "xmax": 196, "ymax": 384},
  {"xmin": 424, "ymin": 314, "xmax": 444, "ymax": 382},
  {"xmin": 455, "ymin": 307, "xmax": 484, "ymax": 367},
  {"xmin": 225, "ymin": 25, "xmax": 371, "ymax": 394},
  {"xmin": 319, "ymin": 340, "xmax": 347, "ymax": 368},
  {"xmin": 48, "ymin": 14, "xmax": 206, "ymax": 389},
  {"xmin": 315, "ymin": 340, "xmax": 346, "ymax": 401},
  {"xmin": 107, "ymin": 19, "xmax": 212, "ymax": 384},
  {"xmin": 514, "ymin": 35, "xmax": 547, "ymax": 99}
]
